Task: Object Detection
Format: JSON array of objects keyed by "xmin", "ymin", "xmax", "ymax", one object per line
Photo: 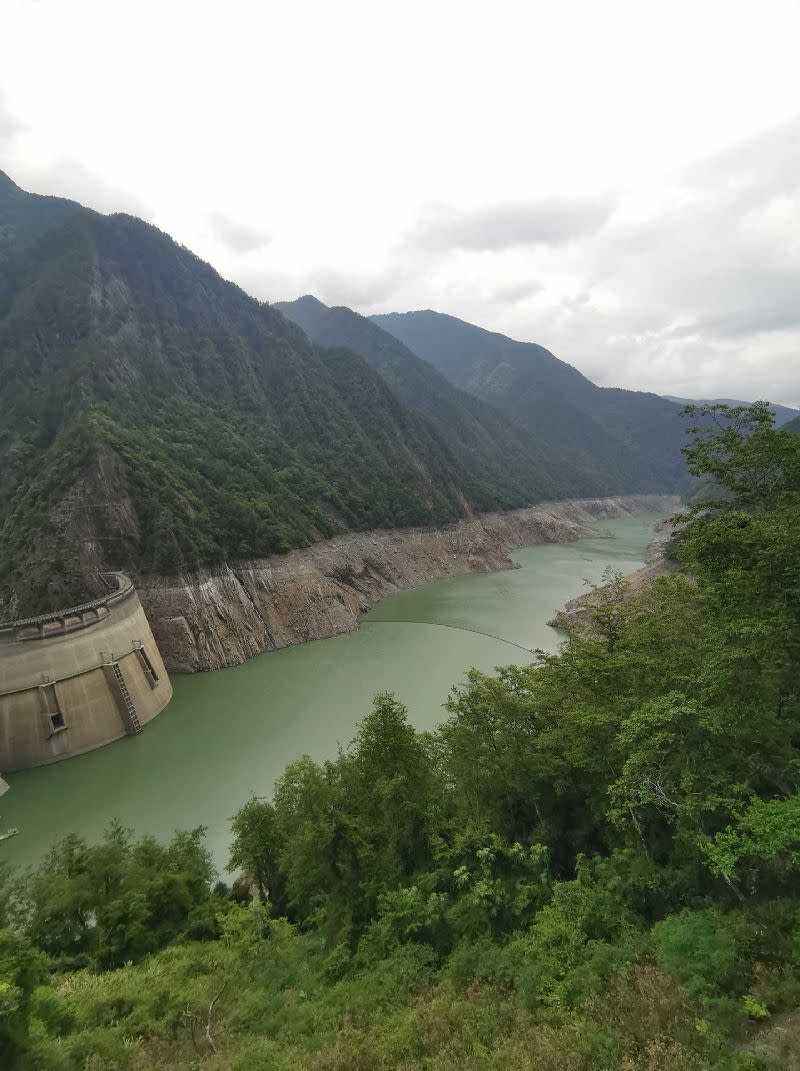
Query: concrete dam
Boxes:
[{"xmin": 0, "ymin": 574, "xmax": 172, "ymax": 779}]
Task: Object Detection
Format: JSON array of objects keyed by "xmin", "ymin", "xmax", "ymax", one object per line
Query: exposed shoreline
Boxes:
[
  {"xmin": 548, "ymin": 515, "xmax": 680, "ymax": 635},
  {"xmin": 138, "ymin": 494, "xmax": 679, "ymax": 672}
]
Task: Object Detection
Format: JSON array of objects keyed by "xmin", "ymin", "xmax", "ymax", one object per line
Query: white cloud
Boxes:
[
  {"xmin": 207, "ymin": 211, "xmax": 272, "ymax": 254},
  {"xmin": 0, "ymin": 91, "xmax": 23, "ymax": 144}
]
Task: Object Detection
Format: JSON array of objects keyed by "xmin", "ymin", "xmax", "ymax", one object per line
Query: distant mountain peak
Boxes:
[{"xmin": 289, "ymin": 293, "xmax": 328, "ymax": 310}]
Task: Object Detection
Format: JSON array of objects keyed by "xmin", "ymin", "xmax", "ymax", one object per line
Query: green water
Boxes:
[{"xmin": 0, "ymin": 516, "xmax": 657, "ymax": 871}]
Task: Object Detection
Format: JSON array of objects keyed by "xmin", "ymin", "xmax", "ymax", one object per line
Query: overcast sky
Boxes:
[{"xmin": 3, "ymin": 0, "xmax": 799, "ymax": 405}]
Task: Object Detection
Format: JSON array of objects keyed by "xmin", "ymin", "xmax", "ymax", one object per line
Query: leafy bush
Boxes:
[{"xmin": 652, "ymin": 909, "xmax": 738, "ymax": 997}]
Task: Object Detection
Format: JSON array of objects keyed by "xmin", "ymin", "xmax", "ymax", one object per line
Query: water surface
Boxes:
[{"xmin": 0, "ymin": 515, "xmax": 657, "ymax": 870}]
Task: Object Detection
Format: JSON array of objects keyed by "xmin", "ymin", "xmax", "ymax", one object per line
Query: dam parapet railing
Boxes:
[{"xmin": 0, "ymin": 572, "xmax": 135, "ymax": 641}]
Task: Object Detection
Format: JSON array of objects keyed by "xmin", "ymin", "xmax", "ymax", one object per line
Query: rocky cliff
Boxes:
[{"xmin": 138, "ymin": 495, "xmax": 678, "ymax": 672}]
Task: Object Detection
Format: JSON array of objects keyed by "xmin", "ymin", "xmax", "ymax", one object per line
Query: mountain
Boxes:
[
  {"xmin": 664, "ymin": 396, "xmax": 799, "ymax": 426},
  {"xmin": 786, "ymin": 414, "xmax": 800, "ymax": 434},
  {"xmin": 371, "ymin": 310, "xmax": 690, "ymax": 493},
  {"xmin": 276, "ymin": 295, "xmax": 608, "ymax": 503},
  {"xmin": 0, "ymin": 174, "xmax": 573, "ymax": 614}
]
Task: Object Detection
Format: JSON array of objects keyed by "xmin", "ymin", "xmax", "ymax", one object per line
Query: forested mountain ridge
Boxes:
[
  {"xmin": 0, "ymin": 174, "xmax": 576, "ymax": 615},
  {"xmin": 277, "ymin": 295, "xmax": 610, "ymax": 502},
  {"xmin": 372, "ymin": 309, "xmax": 690, "ymax": 493}
]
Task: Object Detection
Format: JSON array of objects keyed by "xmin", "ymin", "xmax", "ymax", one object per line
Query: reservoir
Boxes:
[{"xmin": 0, "ymin": 515, "xmax": 657, "ymax": 872}]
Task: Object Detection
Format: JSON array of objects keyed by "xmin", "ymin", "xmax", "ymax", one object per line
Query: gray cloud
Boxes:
[
  {"xmin": 690, "ymin": 116, "xmax": 800, "ymax": 207},
  {"xmin": 409, "ymin": 194, "xmax": 616, "ymax": 252},
  {"xmin": 669, "ymin": 295, "xmax": 800, "ymax": 341},
  {"xmin": 492, "ymin": 281, "xmax": 543, "ymax": 304},
  {"xmin": 517, "ymin": 119, "xmax": 800, "ymax": 404},
  {"xmin": 310, "ymin": 267, "xmax": 404, "ymax": 310},
  {"xmin": 208, "ymin": 210, "xmax": 272, "ymax": 253}
]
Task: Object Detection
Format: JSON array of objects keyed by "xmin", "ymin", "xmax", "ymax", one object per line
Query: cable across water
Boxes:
[{"xmin": 364, "ymin": 617, "xmax": 536, "ymax": 654}]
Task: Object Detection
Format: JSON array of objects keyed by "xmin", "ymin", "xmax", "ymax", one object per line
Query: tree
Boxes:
[
  {"xmin": 682, "ymin": 401, "xmax": 799, "ymax": 511},
  {"xmin": 20, "ymin": 823, "xmax": 217, "ymax": 970},
  {"xmin": 652, "ymin": 909, "xmax": 738, "ymax": 997},
  {"xmin": 704, "ymin": 794, "xmax": 800, "ymax": 887},
  {"xmin": 608, "ymin": 693, "xmax": 750, "ymax": 857},
  {"xmin": 227, "ymin": 797, "xmax": 287, "ymax": 913},
  {"xmin": 0, "ymin": 929, "xmax": 46, "ymax": 1067}
]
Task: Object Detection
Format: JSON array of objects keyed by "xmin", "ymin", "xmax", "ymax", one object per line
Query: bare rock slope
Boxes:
[{"xmin": 139, "ymin": 495, "xmax": 678, "ymax": 672}]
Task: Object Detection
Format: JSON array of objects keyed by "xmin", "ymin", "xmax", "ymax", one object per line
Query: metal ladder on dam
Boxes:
[{"xmin": 111, "ymin": 662, "xmax": 142, "ymax": 735}]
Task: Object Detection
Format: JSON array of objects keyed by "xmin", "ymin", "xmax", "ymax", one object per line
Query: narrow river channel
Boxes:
[{"xmin": 0, "ymin": 515, "xmax": 658, "ymax": 871}]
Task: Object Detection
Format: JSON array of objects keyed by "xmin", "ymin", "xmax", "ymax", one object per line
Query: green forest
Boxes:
[{"xmin": 2, "ymin": 404, "xmax": 799, "ymax": 1069}]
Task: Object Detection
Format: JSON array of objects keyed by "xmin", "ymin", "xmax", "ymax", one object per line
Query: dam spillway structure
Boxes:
[{"xmin": 0, "ymin": 574, "xmax": 172, "ymax": 774}]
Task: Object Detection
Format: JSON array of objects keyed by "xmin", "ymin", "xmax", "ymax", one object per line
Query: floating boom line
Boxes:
[{"xmin": 364, "ymin": 618, "xmax": 537, "ymax": 655}]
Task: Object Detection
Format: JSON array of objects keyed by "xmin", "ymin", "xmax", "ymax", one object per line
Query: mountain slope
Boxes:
[
  {"xmin": 277, "ymin": 295, "xmax": 609, "ymax": 503},
  {"xmin": 371, "ymin": 310, "xmax": 689, "ymax": 493},
  {"xmin": 0, "ymin": 174, "xmax": 548, "ymax": 614},
  {"xmin": 664, "ymin": 395, "xmax": 799, "ymax": 427}
]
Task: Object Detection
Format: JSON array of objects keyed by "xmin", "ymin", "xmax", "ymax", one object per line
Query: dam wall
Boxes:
[
  {"xmin": 0, "ymin": 575, "xmax": 172, "ymax": 773},
  {"xmin": 140, "ymin": 494, "xmax": 680, "ymax": 672}
]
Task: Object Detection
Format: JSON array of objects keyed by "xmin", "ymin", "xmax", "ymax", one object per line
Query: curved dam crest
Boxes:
[{"xmin": 0, "ymin": 510, "xmax": 665, "ymax": 870}]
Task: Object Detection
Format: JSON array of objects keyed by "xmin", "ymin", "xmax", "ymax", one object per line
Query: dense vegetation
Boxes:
[
  {"xmin": 278, "ymin": 295, "xmax": 609, "ymax": 498},
  {"xmin": 0, "ymin": 173, "xmax": 598, "ymax": 615},
  {"xmin": 372, "ymin": 309, "xmax": 691, "ymax": 493},
  {"xmin": 1, "ymin": 403, "xmax": 798, "ymax": 1068}
]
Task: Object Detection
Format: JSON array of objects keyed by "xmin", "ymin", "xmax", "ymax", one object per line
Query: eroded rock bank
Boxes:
[{"xmin": 139, "ymin": 495, "xmax": 679, "ymax": 672}]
